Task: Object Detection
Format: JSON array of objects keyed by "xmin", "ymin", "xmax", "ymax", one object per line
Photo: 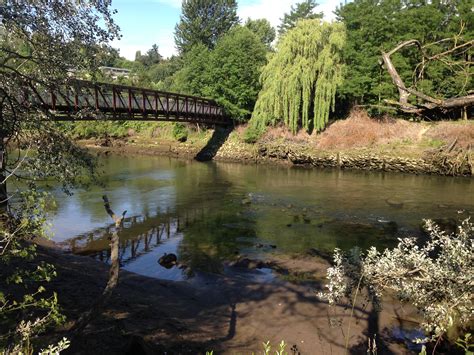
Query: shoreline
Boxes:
[
  {"xmin": 24, "ymin": 243, "xmax": 420, "ymax": 354},
  {"xmin": 80, "ymin": 137, "xmax": 473, "ymax": 177}
]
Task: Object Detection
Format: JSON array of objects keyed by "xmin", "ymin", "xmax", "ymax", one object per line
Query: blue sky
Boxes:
[{"xmin": 110, "ymin": 0, "xmax": 341, "ymax": 60}]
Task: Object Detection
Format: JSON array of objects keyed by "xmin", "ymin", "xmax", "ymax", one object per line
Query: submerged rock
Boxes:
[
  {"xmin": 158, "ymin": 253, "xmax": 177, "ymax": 269},
  {"xmin": 230, "ymin": 257, "xmax": 268, "ymax": 269},
  {"xmin": 382, "ymin": 220, "xmax": 399, "ymax": 234},
  {"xmin": 241, "ymin": 198, "xmax": 252, "ymax": 205},
  {"xmin": 255, "ymin": 243, "xmax": 277, "ymax": 249},
  {"xmin": 385, "ymin": 199, "xmax": 404, "ymax": 208},
  {"xmin": 306, "ymin": 248, "xmax": 333, "ymax": 263}
]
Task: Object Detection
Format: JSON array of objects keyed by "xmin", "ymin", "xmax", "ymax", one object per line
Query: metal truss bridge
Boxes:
[{"xmin": 33, "ymin": 79, "xmax": 230, "ymax": 125}]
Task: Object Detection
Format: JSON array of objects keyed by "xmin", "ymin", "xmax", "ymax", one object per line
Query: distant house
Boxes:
[{"xmin": 99, "ymin": 66, "xmax": 131, "ymax": 80}]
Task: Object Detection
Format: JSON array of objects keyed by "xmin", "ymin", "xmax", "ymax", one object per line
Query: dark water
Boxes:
[{"xmin": 48, "ymin": 155, "xmax": 473, "ymax": 281}]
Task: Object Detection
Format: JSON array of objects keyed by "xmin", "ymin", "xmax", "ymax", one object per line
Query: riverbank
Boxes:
[
  {"xmin": 76, "ymin": 112, "xmax": 474, "ymax": 177},
  {"xmin": 24, "ymin": 244, "xmax": 421, "ymax": 354}
]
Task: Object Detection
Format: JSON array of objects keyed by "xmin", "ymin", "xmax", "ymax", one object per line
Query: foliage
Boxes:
[
  {"xmin": 0, "ymin": 0, "xmax": 118, "ymax": 352},
  {"xmin": 455, "ymin": 333, "xmax": 474, "ymax": 354},
  {"xmin": 262, "ymin": 340, "xmax": 288, "ymax": 355},
  {"xmin": 0, "ymin": 191, "xmax": 65, "ymax": 353},
  {"xmin": 0, "ymin": 0, "xmax": 119, "ymax": 196},
  {"xmin": 172, "ymin": 123, "xmax": 188, "ymax": 142},
  {"xmin": 96, "ymin": 46, "xmax": 121, "ymax": 67},
  {"xmin": 244, "ymin": 18, "xmax": 276, "ymax": 50},
  {"xmin": 277, "ymin": 0, "xmax": 323, "ymax": 36},
  {"xmin": 147, "ymin": 55, "xmax": 183, "ymax": 90},
  {"xmin": 135, "ymin": 44, "xmax": 163, "ymax": 67},
  {"xmin": 174, "ymin": 0, "xmax": 239, "ymax": 54},
  {"xmin": 173, "ymin": 26, "xmax": 267, "ymax": 121},
  {"xmin": 248, "ymin": 20, "xmax": 346, "ymax": 136},
  {"xmin": 207, "ymin": 26, "xmax": 267, "ymax": 120},
  {"xmin": 39, "ymin": 337, "xmax": 70, "ymax": 355},
  {"xmin": 335, "ymin": 0, "xmax": 474, "ymax": 108},
  {"xmin": 319, "ymin": 218, "xmax": 474, "ymax": 343},
  {"xmin": 172, "ymin": 43, "xmax": 212, "ymax": 97}
]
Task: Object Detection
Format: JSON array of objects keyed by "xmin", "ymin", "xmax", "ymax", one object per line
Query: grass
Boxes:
[
  {"xmin": 315, "ymin": 109, "xmax": 423, "ymax": 150},
  {"xmin": 66, "ymin": 109, "xmax": 473, "ymax": 163},
  {"xmin": 425, "ymin": 121, "xmax": 474, "ymax": 150}
]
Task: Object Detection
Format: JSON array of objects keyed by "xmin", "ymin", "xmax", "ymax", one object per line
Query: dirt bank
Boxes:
[
  {"xmin": 78, "ymin": 113, "xmax": 474, "ymax": 177},
  {"xmin": 16, "ymin": 245, "xmax": 425, "ymax": 354}
]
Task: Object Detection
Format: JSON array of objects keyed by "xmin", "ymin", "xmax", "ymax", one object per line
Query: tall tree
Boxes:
[
  {"xmin": 278, "ymin": 0, "xmax": 323, "ymax": 36},
  {"xmin": 172, "ymin": 26, "xmax": 267, "ymax": 120},
  {"xmin": 135, "ymin": 50, "xmax": 142, "ymax": 62},
  {"xmin": 174, "ymin": 0, "xmax": 239, "ymax": 54},
  {"xmin": 172, "ymin": 43, "xmax": 212, "ymax": 97},
  {"xmin": 137, "ymin": 44, "xmax": 163, "ymax": 66},
  {"xmin": 208, "ymin": 26, "xmax": 268, "ymax": 119},
  {"xmin": 248, "ymin": 20, "xmax": 346, "ymax": 135},
  {"xmin": 244, "ymin": 18, "xmax": 276, "ymax": 50}
]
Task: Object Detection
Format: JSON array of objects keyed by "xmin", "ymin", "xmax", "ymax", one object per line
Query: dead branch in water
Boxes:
[{"xmin": 69, "ymin": 195, "xmax": 126, "ymax": 336}]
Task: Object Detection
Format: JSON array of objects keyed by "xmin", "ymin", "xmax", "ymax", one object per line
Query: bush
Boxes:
[
  {"xmin": 172, "ymin": 123, "xmax": 188, "ymax": 142},
  {"xmin": 244, "ymin": 123, "xmax": 266, "ymax": 143},
  {"xmin": 319, "ymin": 218, "xmax": 474, "ymax": 344}
]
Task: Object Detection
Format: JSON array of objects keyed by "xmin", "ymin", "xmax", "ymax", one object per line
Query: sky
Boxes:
[{"xmin": 110, "ymin": 0, "xmax": 341, "ymax": 60}]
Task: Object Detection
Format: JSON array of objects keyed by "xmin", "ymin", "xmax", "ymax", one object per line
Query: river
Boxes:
[{"xmin": 48, "ymin": 154, "xmax": 473, "ymax": 281}]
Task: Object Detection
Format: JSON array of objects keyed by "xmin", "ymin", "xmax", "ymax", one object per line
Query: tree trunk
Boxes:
[
  {"xmin": 381, "ymin": 51, "xmax": 410, "ymax": 107},
  {"xmin": 381, "ymin": 39, "xmax": 474, "ymax": 115},
  {"xmin": 0, "ymin": 140, "xmax": 7, "ymax": 214},
  {"xmin": 69, "ymin": 196, "xmax": 125, "ymax": 336}
]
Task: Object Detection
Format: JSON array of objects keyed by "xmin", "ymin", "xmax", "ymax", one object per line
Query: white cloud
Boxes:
[
  {"xmin": 114, "ymin": 0, "xmax": 341, "ymax": 60},
  {"xmin": 154, "ymin": 30, "xmax": 178, "ymax": 58},
  {"xmin": 319, "ymin": 0, "xmax": 340, "ymax": 21},
  {"xmin": 153, "ymin": 0, "xmax": 182, "ymax": 8},
  {"xmin": 113, "ymin": 28, "xmax": 177, "ymax": 60},
  {"xmin": 238, "ymin": 0, "xmax": 296, "ymax": 28}
]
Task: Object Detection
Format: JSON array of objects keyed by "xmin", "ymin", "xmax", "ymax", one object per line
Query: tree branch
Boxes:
[
  {"xmin": 69, "ymin": 195, "xmax": 126, "ymax": 336},
  {"xmin": 381, "ymin": 38, "xmax": 474, "ymax": 115}
]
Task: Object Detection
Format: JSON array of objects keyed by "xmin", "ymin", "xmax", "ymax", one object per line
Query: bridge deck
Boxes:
[{"xmin": 33, "ymin": 79, "xmax": 230, "ymax": 125}]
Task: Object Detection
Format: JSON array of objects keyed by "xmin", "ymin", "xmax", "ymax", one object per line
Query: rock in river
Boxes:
[
  {"xmin": 385, "ymin": 199, "xmax": 404, "ymax": 208},
  {"xmin": 158, "ymin": 253, "xmax": 177, "ymax": 269}
]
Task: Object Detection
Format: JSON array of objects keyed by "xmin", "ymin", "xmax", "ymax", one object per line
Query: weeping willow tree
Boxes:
[{"xmin": 247, "ymin": 19, "xmax": 346, "ymax": 138}]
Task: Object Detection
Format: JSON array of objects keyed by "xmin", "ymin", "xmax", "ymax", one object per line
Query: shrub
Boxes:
[
  {"xmin": 244, "ymin": 124, "xmax": 266, "ymax": 143},
  {"xmin": 0, "ymin": 191, "xmax": 66, "ymax": 353},
  {"xmin": 319, "ymin": 218, "xmax": 474, "ymax": 344},
  {"xmin": 172, "ymin": 123, "xmax": 188, "ymax": 142}
]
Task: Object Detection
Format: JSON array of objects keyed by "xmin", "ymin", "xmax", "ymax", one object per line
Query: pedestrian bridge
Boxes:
[{"xmin": 34, "ymin": 79, "xmax": 230, "ymax": 125}]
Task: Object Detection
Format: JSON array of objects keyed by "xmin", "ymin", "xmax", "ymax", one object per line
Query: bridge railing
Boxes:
[{"xmin": 31, "ymin": 79, "xmax": 230, "ymax": 125}]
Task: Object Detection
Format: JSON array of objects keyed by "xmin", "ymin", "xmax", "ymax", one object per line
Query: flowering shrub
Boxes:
[{"xmin": 319, "ymin": 218, "xmax": 474, "ymax": 342}]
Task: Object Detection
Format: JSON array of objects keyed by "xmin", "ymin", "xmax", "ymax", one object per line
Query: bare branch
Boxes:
[
  {"xmin": 69, "ymin": 196, "xmax": 126, "ymax": 336},
  {"xmin": 381, "ymin": 37, "xmax": 474, "ymax": 115}
]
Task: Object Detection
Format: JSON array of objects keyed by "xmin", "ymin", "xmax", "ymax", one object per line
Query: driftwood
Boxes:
[
  {"xmin": 70, "ymin": 195, "xmax": 126, "ymax": 335},
  {"xmin": 381, "ymin": 38, "xmax": 474, "ymax": 116}
]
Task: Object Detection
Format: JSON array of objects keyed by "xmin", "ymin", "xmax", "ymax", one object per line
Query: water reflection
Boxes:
[{"xmin": 48, "ymin": 155, "xmax": 473, "ymax": 281}]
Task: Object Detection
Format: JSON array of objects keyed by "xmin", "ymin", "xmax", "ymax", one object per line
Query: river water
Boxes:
[{"xmin": 48, "ymin": 154, "xmax": 473, "ymax": 281}]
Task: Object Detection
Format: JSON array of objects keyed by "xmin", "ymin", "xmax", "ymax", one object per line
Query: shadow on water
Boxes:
[{"xmin": 195, "ymin": 125, "xmax": 234, "ymax": 161}]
